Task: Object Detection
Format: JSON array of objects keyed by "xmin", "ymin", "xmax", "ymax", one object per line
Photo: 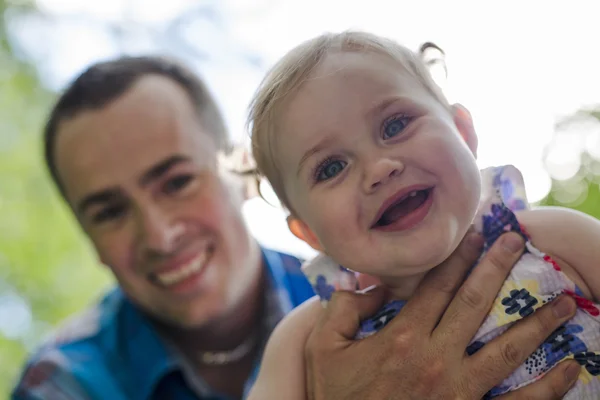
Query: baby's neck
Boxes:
[{"xmin": 381, "ymin": 272, "xmax": 429, "ymax": 301}]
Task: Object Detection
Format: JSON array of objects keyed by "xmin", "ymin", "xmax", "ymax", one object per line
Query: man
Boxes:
[
  {"xmin": 12, "ymin": 56, "xmax": 315, "ymax": 400},
  {"xmin": 12, "ymin": 55, "xmax": 578, "ymax": 400}
]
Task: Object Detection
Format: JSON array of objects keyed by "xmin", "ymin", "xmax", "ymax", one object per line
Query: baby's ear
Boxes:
[
  {"xmin": 452, "ymin": 103, "xmax": 478, "ymax": 158},
  {"xmin": 287, "ymin": 216, "xmax": 323, "ymax": 252}
]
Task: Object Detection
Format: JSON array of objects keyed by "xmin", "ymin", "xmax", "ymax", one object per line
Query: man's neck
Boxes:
[{"xmin": 156, "ymin": 243, "xmax": 266, "ymax": 364}]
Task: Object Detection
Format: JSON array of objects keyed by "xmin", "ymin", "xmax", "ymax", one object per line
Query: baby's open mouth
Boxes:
[{"xmin": 373, "ymin": 188, "xmax": 432, "ymax": 228}]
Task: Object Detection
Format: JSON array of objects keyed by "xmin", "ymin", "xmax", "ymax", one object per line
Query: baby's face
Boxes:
[{"xmin": 277, "ymin": 51, "xmax": 481, "ymax": 279}]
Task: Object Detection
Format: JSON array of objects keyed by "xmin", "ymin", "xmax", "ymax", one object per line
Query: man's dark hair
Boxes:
[{"xmin": 44, "ymin": 55, "xmax": 230, "ymax": 196}]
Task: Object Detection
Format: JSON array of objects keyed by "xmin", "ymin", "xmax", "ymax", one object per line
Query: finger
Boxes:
[
  {"xmin": 495, "ymin": 360, "xmax": 580, "ymax": 400},
  {"xmin": 393, "ymin": 229, "xmax": 483, "ymax": 335},
  {"xmin": 317, "ymin": 286, "xmax": 387, "ymax": 341},
  {"xmin": 468, "ymin": 295, "xmax": 577, "ymax": 393},
  {"xmin": 436, "ymin": 232, "xmax": 525, "ymax": 347}
]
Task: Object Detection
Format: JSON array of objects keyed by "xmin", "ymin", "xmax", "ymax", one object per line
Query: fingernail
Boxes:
[
  {"xmin": 502, "ymin": 233, "xmax": 523, "ymax": 253},
  {"xmin": 553, "ymin": 296, "xmax": 575, "ymax": 319},
  {"xmin": 565, "ymin": 362, "xmax": 581, "ymax": 384}
]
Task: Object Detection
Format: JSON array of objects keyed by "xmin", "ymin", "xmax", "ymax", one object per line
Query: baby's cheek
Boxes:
[
  {"xmin": 429, "ymin": 212, "xmax": 468, "ymax": 266},
  {"xmin": 313, "ymin": 202, "xmax": 348, "ymax": 233},
  {"xmin": 318, "ymin": 223, "xmax": 364, "ymax": 266}
]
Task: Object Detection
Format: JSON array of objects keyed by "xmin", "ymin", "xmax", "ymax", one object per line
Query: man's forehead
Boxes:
[{"xmin": 53, "ymin": 78, "xmax": 215, "ymax": 203}]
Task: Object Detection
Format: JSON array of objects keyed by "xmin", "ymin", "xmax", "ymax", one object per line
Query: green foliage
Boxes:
[
  {"xmin": 541, "ymin": 154, "xmax": 600, "ymax": 220},
  {"xmin": 540, "ymin": 110, "xmax": 600, "ymax": 219},
  {"xmin": 0, "ymin": 4, "xmax": 112, "ymax": 397}
]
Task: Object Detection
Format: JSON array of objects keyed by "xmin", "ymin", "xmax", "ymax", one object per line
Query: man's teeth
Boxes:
[
  {"xmin": 408, "ymin": 191, "xmax": 418, "ymax": 197},
  {"xmin": 156, "ymin": 254, "xmax": 207, "ymax": 286}
]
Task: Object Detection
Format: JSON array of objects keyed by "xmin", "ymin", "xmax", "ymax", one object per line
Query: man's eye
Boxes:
[
  {"xmin": 163, "ymin": 175, "xmax": 193, "ymax": 194},
  {"xmin": 382, "ymin": 115, "xmax": 411, "ymax": 139},
  {"xmin": 92, "ymin": 204, "xmax": 126, "ymax": 223},
  {"xmin": 315, "ymin": 159, "xmax": 347, "ymax": 182}
]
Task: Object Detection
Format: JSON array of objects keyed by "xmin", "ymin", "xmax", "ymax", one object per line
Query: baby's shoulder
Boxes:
[
  {"xmin": 515, "ymin": 206, "xmax": 592, "ymax": 235},
  {"xmin": 249, "ymin": 295, "xmax": 322, "ymax": 400},
  {"xmin": 267, "ymin": 296, "xmax": 322, "ymax": 354},
  {"xmin": 515, "ymin": 207, "xmax": 595, "ymax": 299}
]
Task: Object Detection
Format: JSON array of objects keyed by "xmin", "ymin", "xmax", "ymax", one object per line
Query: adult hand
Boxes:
[{"xmin": 305, "ymin": 231, "xmax": 580, "ymax": 400}]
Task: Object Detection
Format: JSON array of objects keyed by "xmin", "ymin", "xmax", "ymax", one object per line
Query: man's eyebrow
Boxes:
[
  {"xmin": 296, "ymin": 137, "xmax": 334, "ymax": 177},
  {"xmin": 76, "ymin": 155, "xmax": 191, "ymax": 216},
  {"xmin": 139, "ymin": 155, "xmax": 191, "ymax": 186}
]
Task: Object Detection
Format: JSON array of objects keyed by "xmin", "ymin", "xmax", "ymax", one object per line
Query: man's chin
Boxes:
[
  {"xmin": 152, "ymin": 308, "xmax": 221, "ymax": 331},
  {"xmin": 132, "ymin": 294, "xmax": 221, "ymax": 331},
  {"xmin": 168, "ymin": 300, "xmax": 227, "ymax": 329}
]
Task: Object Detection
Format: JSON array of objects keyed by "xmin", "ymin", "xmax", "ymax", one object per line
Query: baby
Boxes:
[{"xmin": 247, "ymin": 31, "xmax": 600, "ymax": 399}]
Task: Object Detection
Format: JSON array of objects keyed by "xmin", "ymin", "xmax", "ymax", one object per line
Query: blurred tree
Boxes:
[
  {"xmin": 0, "ymin": 0, "xmax": 111, "ymax": 396},
  {"xmin": 540, "ymin": 109, "xmax": 600, "ymax": 219}
]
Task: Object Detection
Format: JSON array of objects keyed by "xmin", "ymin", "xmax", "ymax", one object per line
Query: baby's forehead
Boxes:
[
  {"xmin": 310, "ymin": 50, "xmax": 419, "ymax": 82},
  {"xmin": 304, "ymin": 53, "xmax": 428, "ymax": 107},
  {"xmin": 281, "ymin": 53, "xmax": 429, "ymax": 125}
]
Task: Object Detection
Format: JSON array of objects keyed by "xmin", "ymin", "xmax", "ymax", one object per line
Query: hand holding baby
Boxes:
[{"xmin": 305, "ymin": 232, "xmax": 579, "ymax": 400}]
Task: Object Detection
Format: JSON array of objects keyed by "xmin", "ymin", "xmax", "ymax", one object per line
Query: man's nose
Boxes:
[
  {"xmin": 136, "ymin": 206, "xmax": 183, "ymax": 255},
  {"xmin": 362, "ymin": 157, "xmax": 405, "ymax": 194}
]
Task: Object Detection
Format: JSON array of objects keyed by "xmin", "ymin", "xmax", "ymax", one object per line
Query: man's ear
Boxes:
[
  {"xmin": 287, "ymin": 216, "xmax": 323, "ymax": 252},
  {"xmin": 452, "ymin": 103, "xmax": 478, "ymax": 158}
]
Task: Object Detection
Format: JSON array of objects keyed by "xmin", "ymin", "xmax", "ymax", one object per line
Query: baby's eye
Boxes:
[
  {"xmin": 315, "ymin": 159, "xmax": 347, "ymax": 182},
  {"xmin": 382, "ymin": 115, "xmax": 411, "ymax": 139}
]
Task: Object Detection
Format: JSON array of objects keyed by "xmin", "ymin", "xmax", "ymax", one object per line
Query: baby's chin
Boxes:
[
  {"xmin": 338, "ymin": 248, "xmax": 448, "ymax": 281},
  {"xmin": 386, "ymin": 250, "xmax": 451, "ymax": 277},
  {"xmin": 339, "ymin": 233, "xmax": 463, "ymax": 279},
  {"xmin": 402, "ymin": 219, "xmax": 470, "ymax": 269}
]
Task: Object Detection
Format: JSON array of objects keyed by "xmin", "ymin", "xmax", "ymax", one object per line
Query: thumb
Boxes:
[{"xmin": 321, "ymin": 286, "xmax": 386, "ymax": 340}]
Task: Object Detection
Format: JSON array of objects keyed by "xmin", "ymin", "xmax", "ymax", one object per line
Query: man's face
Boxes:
[{"xmin": 54, "ymin": 75, "xmax": 258, "ymax": 328}]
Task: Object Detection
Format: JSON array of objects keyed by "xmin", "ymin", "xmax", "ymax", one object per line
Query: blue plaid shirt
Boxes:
[{"xmin": 11, "ymin": 248, "xmax": 314, "ymax": 400}]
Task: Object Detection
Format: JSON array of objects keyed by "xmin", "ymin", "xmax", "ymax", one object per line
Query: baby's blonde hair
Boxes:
[{"xmin": 248, "ymin": 31, "xmax": 449, "ymax": 214}]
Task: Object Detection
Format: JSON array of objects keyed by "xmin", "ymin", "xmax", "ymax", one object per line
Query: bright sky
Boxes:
[{"xmin": 20, "ymin": 0, "xmax": 600, "ymax": 259}]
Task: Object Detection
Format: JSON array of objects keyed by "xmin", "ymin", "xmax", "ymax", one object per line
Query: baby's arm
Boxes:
[
  {"xmin": 516, "ymin": 206, "xmax": 600, "ymax": 300},
  {"xmin": 248, "ymin": 297, "xmax": 322, "ymax": 400}
]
